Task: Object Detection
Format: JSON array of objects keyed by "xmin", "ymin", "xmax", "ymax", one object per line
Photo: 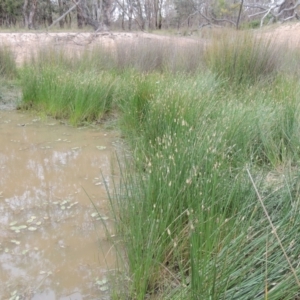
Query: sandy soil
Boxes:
[
  {"xmin": 1, "ymin": 24, "xmax": 299, "ymax": 66},
  {"xmin": 0, "ymin": 31, "xmax": 199, "ymax": 66},
  {"xmin": 261, "ymin": 23, "xmax": 300, "ymax": 47}
]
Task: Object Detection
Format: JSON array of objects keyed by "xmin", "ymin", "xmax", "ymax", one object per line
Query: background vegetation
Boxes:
[
  {"xmin": 3, "ymin": 28, "xmax": 300, "ymax": 299},
  {"xmin": 0, "ymin": 0, "xmax": 299, "ymax": 32}
]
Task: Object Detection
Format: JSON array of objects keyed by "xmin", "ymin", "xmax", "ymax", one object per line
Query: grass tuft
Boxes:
[
  {"xmin": 205, "ymin": 31, "xmax": 283, "ymax": 85},
  {"xmin": 115, "ymin": 38, "xmax": 204, "ymax": 74},
  {"xmin": 0, "ymin": 45, "xmax": 17, "ymax": 79},
  {"xmin": 20, "ymin": 47, "xmax": 117, "ymax": 125}
]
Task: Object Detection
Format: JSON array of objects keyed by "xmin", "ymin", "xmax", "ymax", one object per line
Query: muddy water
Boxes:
[{"xmin": 0, "ymin": 110, "xmax": 119, "ymax": 299}]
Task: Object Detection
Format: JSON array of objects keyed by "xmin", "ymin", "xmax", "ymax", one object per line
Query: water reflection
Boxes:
[{"xmin": 0, "ymin": 111, "xmax": 118, "ymax": 299}]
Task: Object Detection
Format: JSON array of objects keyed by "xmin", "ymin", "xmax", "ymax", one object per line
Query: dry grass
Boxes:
[{"xmin": 114, "ymin": 37, "xmax": 205, "ymax": 73}]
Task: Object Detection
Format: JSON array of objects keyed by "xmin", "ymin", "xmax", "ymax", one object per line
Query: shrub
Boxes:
[{"xmin": 205, "ymin": 31, "xmax": 283, "ymax": 85}]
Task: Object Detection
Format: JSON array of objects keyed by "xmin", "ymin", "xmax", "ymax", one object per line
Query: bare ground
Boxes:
[
  {"xmin": 1, "ymin": 24, "xmax": 299, "ymax": 65},
  {"xmin": 261, "ymin": 23, "xmax": 300, "ymax": 47},
  {"xmin": 0, "ymin": 31, "xmax": 200, "ymax": 67}
]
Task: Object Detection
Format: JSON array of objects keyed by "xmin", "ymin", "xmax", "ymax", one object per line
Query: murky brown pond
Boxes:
[{"xmin": 0, "ymin": 110, "xmax": 119, "ymax": 299}]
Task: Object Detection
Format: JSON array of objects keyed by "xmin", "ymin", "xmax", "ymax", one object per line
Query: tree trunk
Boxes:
[
  {"xmin": 28, "ymin": 0, "xmax": 37, "ymax": 29},
  {"xmin": 77, "ymin": 0, "xmax": 85, "ymax": 28},
  {"xmin": 95, "ymin": 0, "xmax": 102, "ymax": 22},
  {"xmin": 154, "ymin": 0, "xmax": 158, "ymax": 29},
  {"xmin": 120, "ymin": 0, "xmax": 125, "ymax": 30},
  {"xmin": 66, "ymin": 13, "xmax": 72, "ymax": 28},
  {"xmin": 278, "ymin": 0, "xmax": 295, "ymax": 19},
  {"xmin": 136, "ymin": 0, "xmax": 145, "ymax": 30},
  {"xmin": 46, "ymin": 0, "xmax": 53, "ymax": 26},
  {"xmin": 23, "ymin": 0, "xmax": 37, "ymax": 29},
  {"xmin": 144, "ymin": 0, "xmax": 151, "ymax": 29},
  {"xmin": 128, "ymin": 0, "xmax": 133, "ymax": 30},
  {"xmin": 23, "ymin": 0, "xmax": 29, "ymax": 28},
  {"xmin": 153, "ymin": 0, "xmax": 163, "ymax": 30},
  {"xmin": 58, "ymin": 0, "xmax": 65, "ymax": 28},
  {"xmin": 102, "ymin": 0, "xmax": 113, "ymax": 26}
]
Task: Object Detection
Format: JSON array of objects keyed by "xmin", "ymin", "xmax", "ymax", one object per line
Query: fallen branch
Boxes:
[{"xmin": 236, "ymin": 0, "xmax": 244, "ymax": 30}]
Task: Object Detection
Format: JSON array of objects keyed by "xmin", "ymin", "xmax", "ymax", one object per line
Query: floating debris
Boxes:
[
  {"xmin": 9, "ymin": 290, "xmax": 20, "ymax": 300},
  {"xmin": 91, "ymin": 212, "xmax": 109, "ymax": 221},
  {"xmin": 10, "ymin": 240, "xmax": 20, "ymax": 245},
  {"xmin": 10, "ymin": 224, "xmax": 27, "ymax": 233},
  {"xmin": 10, "ymin": 227, "xmax": 20, "ymax": 233},
  {"xmin": 96, "ymin": 146, "xmax": 106, "ymax": 150},
  {"xmin": 99, "ymin": 286, "xmax": 109, "ymax": 292},
  {"xmin": 28, "ymin": 227, "xmax": 37, "ymax": 231},
  {"xmin": 97, "ymin": 216, "xmax": 109, "ymax": 221},
  {"xmin": 68, "ymin": 202, "xmax": 78, "ymax": 209},
  {"xmin": 57, "ymin": 200, "xmax": 78, "ymax": 210},
  {"xmin": 27, "ymin": 216, "xmax": 37, "ymax": 223},
  {"xmin": 95, "ymin": 277, "xmax": 109, "ymax": 292},
  {"xmin": 22, "ymin": 249, "xmax": 28, "ymax": 255}
]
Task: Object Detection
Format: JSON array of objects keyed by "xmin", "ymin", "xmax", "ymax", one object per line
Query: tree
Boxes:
[
  {"xmin": 245, "ymin": 0, "xmax": 300, "ymax": 27},
  {"xmin": 174, "ymin": 0, "xmax": 196, "ymax": 27},
  {"xmin": 0, "ymin": 0, "xmax": 23, "ymax": 27},
  {"xmin": 23, "ymin": 0, "xmax": 38, "ymax": 29},
  {"xmin": 1, "ymin": 0, "xmax": 299, "ymax": 31},
  {"xmin": 73, "ymin": 0, "xmax": 115, "ymax": 30},
  {"xmin": 35, "ymin": 0, "xmax": 53, "ymax": 27},
  {"xmin": 57, "ymin": 0, "xmax": 71, "ymax": 28}
]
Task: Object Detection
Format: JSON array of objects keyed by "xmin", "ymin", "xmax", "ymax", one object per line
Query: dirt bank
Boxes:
[
  {"xmin": 1, "ymin": 24, "xmax": 299, "ymax": 66},
  {"xmin": 0, "ymin": 31, "xmax": 199, "ymax": 67}
]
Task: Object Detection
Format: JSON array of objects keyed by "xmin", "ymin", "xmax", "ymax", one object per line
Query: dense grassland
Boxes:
[{"xmin": 3, "ymin": 30, "xmax": 300, "ymax": 299}]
